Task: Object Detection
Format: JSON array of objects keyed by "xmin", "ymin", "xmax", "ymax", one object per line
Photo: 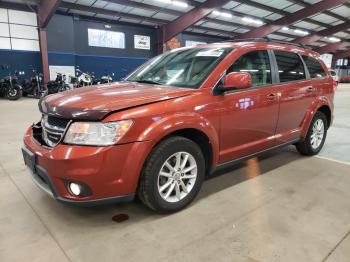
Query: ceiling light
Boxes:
[
  {"xmin": 172, "ymin": 0, "xmax": 188, "ymax": 8},
  {"xmin": 212, "ymin": 10, "xmax": 232, "ymax": 18},
  {"xmin": 282, "ymin": 27, "xmax": 289, "ymax": 31},
  {"xmin": 328, "ymin": 37, "xmax": 341, "ymax": 42},
  {"xmin": 294, "ymin": 29, "xmax": 309, "ymax": 35},
  {"xmin": 242, "ymin": 17, "xmax": 263, "ymax": 25}
]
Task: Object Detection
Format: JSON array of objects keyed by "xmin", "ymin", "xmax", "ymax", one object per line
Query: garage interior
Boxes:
[{"xmin": 0, "ymin": 0, "xmax": 350, "ymax": 261}]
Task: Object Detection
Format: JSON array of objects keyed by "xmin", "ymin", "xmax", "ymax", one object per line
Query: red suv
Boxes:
[{"xmin": 22, "ymin": 40, "xmax": 334, "ymax": 213}]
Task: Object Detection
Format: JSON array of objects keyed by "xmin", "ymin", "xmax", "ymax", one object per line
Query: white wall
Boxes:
[{"xmin": 0, "ymin": 8, "xmax": 39, "ymax": 51}]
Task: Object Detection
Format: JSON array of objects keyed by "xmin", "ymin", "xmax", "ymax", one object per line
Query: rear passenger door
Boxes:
[
  {"xmin": 272, "ymin": 50, "xmax": 315, "ymax": 144},
  {"xmin": 302, "ymin": 55, "xmax": 333, "ymax": 97}
]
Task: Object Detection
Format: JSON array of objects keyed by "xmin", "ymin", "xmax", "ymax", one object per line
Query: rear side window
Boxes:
[
  {"xmin": 228, "ymin": 50, "xmax": 271, "ymax": 87},
  {"xmin": 274, "ymin": 51, "xmax": 306, "ymax": 83},
  {"xmin": 303, "ymin": 55, "xmax": 327, "ymax": 79}
]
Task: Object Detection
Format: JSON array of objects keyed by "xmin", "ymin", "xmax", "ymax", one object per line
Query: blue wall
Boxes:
[
  {"xmin": 0, "ymin": 50, "xmax": 41, "ymax": 80},
  {"xmin": 45, "ymin": 14, "xmax": 155, "ymax": 80}
]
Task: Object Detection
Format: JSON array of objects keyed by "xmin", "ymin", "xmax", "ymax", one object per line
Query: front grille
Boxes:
[
  {"xmin": 41, "ymin": 115, "xmax": 70, "ymax": 147},
  {"xmin": 47, "ymin": 116, "xmax": 70, "ymax": 129}
]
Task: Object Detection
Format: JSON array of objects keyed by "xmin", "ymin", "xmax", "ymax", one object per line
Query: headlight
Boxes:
[{"xmin": 64, "ymin": 120, "xmax": 133, "ymax": 146}]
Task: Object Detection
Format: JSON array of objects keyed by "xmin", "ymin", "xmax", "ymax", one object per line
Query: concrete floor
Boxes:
[{"xmin": 0, "ymin": 84, "xmax": 350, "ymax": 262}]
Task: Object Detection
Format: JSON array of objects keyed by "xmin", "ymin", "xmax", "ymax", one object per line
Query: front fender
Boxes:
[{"xmin": 138, "ymin": 112, "xmax": 220, "ymax": 167}]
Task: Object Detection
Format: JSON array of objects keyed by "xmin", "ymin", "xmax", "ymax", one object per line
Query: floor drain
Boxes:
[{"xmin": 112, "ymin": 214, "xmax": 129, "ymax": 223}]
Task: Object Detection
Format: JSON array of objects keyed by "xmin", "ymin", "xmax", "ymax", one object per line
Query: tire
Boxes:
[
  {"xmin": 138, "ymin": 136, "xmax": 205, "ymax": 213},
  {"xmin": 296, "ymin": 111, "xmax": 328, "ymax": 156},
  {"xmin": 7, "ymin": 85, "xmax": 22, "ymax": 100}
]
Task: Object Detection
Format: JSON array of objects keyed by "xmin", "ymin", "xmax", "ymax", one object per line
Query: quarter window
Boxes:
[
  {"xmin": 228, "ymin": 50, "xmax": 271, "ymax": 87},
  {"xmin": 274, "ymin": 51, "xmax": 306, "ymax": 83},
  {"xmin": 302, "ymin": 55, "xmax": 327, "ymax": 79}
]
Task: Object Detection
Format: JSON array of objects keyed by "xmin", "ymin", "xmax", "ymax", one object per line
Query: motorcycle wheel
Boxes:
[{"xmin": 7, "ymin": 85, "xmax": 22, "ymax": 101}]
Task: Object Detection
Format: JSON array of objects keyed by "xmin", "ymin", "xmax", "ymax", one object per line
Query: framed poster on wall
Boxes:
[{"xmin": 134, "ymin": 35, "xmax": 150, "ymax": 50}]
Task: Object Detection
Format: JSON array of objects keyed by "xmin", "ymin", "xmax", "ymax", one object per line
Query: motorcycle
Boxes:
[
  {"xmin": 93, "ymin": 70, "xmax": 115, "ymax": 85},
  {"xmin": 22, "ymin": 67, "xmax": 47, "ymax": 99},
  {"xmin": 47, "ymin": 73, "xmax": 70, "ymax": 94},
  {"xmin": 71, "ymin": 68, "xmax": 93, "ymax": 88},
  {"xmin": 0, "ymin": 65, "xmax": 24, "ymax": 101}
]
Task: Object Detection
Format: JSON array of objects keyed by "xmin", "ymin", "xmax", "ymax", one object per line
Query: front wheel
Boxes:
[
  {"xmin": 295, "ymin": 111, "xmax": 328, "ymax": 155},
  {"xmin": 7, "ymin": 85, "xmax": 22, "ymax": 100},
  {"xmin": 138, "ymin": 136, "xmax": 205, "ymax": 213}
]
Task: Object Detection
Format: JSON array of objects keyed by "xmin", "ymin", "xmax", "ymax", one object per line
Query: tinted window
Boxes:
[
  {"xmin": 330, "ymin": 71, "xmax": 336, "ymax": 76},
  {"xmin": 274, "ymin": 51, "xmax": 306, "ymax": 83},
  {"xmin": 303, "ymin": 56, "xmax": 327, "ymax": 78},
  {"xmin": 228, "ymin": 50, "xmax": 271, "ymax": 87}
]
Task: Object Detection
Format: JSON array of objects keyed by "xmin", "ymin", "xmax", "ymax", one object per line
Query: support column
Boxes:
[{"xmin": 39, "ymin": 28, "xmax": 50, "ymax": 84}]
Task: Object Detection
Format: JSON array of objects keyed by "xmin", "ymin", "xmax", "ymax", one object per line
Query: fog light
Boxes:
[{"xmin": 69, "ymin": 182, "xmax": 81, "ymax": 196}]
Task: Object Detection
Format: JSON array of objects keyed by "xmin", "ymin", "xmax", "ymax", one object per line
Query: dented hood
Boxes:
[{"xmin": 39, "ymin": 82, "xmax": 193, "ymax": 120}]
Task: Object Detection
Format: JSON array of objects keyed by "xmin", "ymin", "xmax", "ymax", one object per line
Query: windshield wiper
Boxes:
[{"xmin": 133, "ymin": 80, "xmax": 162, "ymax": 85}]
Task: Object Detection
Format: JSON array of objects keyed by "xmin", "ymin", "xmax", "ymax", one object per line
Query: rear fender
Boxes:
[{"xmin": 300, "ymin": 96, "xmax": 332, "ymax": 138}]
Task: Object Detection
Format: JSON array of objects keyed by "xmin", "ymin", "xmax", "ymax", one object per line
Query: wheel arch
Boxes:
[
  {"xmin": 137, "ymin": 113, "xmax": 220, "ymax": 173},
  {"xmin": 301, "ymin": 97, "xmax": 333, "ymax": 138},
  {"xmin": 317, "ymin": 105, "xmax": 332, "ymax": 128}
]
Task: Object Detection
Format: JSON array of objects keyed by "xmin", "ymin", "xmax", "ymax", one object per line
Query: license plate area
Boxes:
[{"xmin": 22, "ymin": 147, "xmax": 36, "ymax": 172}]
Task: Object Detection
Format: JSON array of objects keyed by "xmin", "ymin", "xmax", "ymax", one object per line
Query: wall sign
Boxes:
[{"xmin": 134, "ymin": 35, "xmax": 150, "ymax": 50}]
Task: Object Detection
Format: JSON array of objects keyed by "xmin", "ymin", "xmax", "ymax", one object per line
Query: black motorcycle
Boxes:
[
  {"xmin": 47, "ymin": 73, "xmax": 70, "ymax": 94},
  {"xmin": 22, "ymin": 68, "xmax": 47, "ymax": 99},
  {"xmin": 0, "ymin": 65, "xmax": 24, "ymax": 101}
]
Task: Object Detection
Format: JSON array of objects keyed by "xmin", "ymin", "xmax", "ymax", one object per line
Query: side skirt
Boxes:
[{"xmin": 210, "ymin": 139, "xmax": 301, "ymax": 174}]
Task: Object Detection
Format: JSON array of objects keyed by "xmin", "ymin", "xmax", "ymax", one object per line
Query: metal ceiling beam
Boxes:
[
  {"xmin": 60, "ymin": 2, "xmax": 241, "ymax": 39},
  {"xmin": 225, "ymin": 0, "xmax": 331, "ymax": 29},
  {"xmin": 60, "ymin": 2, "xmax": 166, "ymax": 25},
  {"xmin": 333, "ymin": 49, "xmax": 350, "ymax": 59},
  {"xmin": 161, "ymin": 0, "xmax": 231, "ymax": 43},
  {"xmin": 106, "ymin": 0, "xmax": 337, "ymax": 44},
  {"xmin": 314, "ymin": 42, "xmax": 350, "ymax": 54},
  {"xmin": 38, "ymin": 0, "xmax": 62, "ymax": 28},
  {"xmin": 287, "ymin": 0, "xmax": 348, "ymax": 22},
  {"xmin": 239, "ymin": 0, "xmax": 349, "ymax": 39},
  {"xmin": 295, "ymin": 21, "xmax": 350, "ymax": 44}
]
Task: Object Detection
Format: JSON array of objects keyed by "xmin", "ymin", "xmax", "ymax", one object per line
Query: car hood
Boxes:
[{"xmin": 39, "ymin": 82, "xmax": 194, "ymax": 120}]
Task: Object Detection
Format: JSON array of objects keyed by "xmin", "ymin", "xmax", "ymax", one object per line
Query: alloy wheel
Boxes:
[
  {"xmin": 157, "ymin": 152, "xmax": 197, "ymax": 203},
  {"xmin": 310, "ymin": 119, "xmax": 324, "ymax": 150}
]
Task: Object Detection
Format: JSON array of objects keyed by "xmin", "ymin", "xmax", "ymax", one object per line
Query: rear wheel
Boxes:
[
  {"xmin": 138, "ymin": 136, "xmax": 205, "ymax": 213},
  {"xmin": 296, "ymin": 111, "xmax": 327, "ymax": 155}
]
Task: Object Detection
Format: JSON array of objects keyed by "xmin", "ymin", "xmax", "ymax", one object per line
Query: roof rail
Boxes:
[{"xmin": 219, "ymin": 37, "xmax": 308, "ymax": 49}]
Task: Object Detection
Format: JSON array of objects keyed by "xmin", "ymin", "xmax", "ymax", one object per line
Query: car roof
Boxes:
[{"xmin": 191, "ymin": 40, "xmax": 321, "ymax": 58}]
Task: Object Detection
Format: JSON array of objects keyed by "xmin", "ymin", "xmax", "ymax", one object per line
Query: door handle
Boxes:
[
  {"xmin": 266, "ymin": 93, "xmax": 277, "ymax": 100},
  {"xmin": 306, "ymin": 86, "xmax": 314, "ymax": 92}
]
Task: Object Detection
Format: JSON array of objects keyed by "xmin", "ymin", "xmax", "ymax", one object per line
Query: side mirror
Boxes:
[{"xmin": 222, "ymin": 72, "xmax": 252, "ymax": 91}]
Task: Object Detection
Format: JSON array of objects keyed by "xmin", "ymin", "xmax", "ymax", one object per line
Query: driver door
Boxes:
[{"xmin": 219, "ymin": 50, "xmax": 280, "ymax": 163}]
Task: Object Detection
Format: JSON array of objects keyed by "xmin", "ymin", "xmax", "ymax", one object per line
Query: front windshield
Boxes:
[{"xmin": 126, "ymin": 47, "xmax": 232, "ymax": 88}]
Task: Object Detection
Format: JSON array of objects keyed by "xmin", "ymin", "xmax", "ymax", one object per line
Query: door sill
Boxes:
[{"xmin": 211, "ymin": 139, "xmax": 301, "ymax": 174}]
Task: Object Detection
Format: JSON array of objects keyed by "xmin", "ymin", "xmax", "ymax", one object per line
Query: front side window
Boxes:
[
  {"xmin": 302, "ymin": 55, "xmax": 327, "ymax": 79},
  {"xmin": 228, "ymin": 50, "xmax": 271, "ymax": 87},
  {"xmin": 126, "ymin": 47, "xmax": 232, "ymax": 88},
  {"xmin": 274, "ymin": 51, "xmax": 306, "ymax": 83}
]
